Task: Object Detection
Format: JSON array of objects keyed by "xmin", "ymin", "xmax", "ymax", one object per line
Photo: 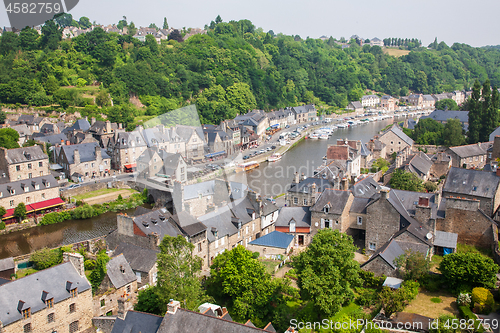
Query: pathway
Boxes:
[{"xmin": 83, "ymin": 189, "xmax": 135, "ymax": 205}]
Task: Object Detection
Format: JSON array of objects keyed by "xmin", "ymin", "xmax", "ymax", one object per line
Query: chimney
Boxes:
[
  {"xmin": 66, "ymin": 140, "xmax": 70, "ymax": 146},
  {"xmin": 301, "ymin": 172, "xmax": 306, "ymax": 181},
  {"xmin": 61, "ymin": 139, "xmax": 64, "ymax": 146},
  {"xmin": 95, "ymin": 146, "xmax": 102, "ymax": 161},
  {"xmin": 91, "ymin": 117, "xmax": 96, "ymax": 125},
  {"xmin": 63, "ymin": 252, "xmax": 85, "ymax": 277},
  {"xmin": 341, "ymin": 178, "xmax": 349, "ymax": 191},
  {"xmin": 418, "ymin": 196, "xmax": 429, "ymax": 207},
  {"xmin": 496, "ymin": 168, "xmax": 500, "ymax": 177},
  {"xmin": 167, "ymin": 300, "xmax": 181, "ymax": 314},
  {"xmin": 222, "ymin": 307, "xmax": 228, "ymax": 315},
  {"xmin": 294, "ymin": 172, "xmax": 300, "ymax": 184},
  {"xmin": 118, "ymin": 123, "xmax": 123, "ymax": 130},
  {"xmin": 73, "ymin": 149, "xmax": 80, "ymax": 165},
  {"xmin": 105, "ymin": 120, "xmax": 112, "ymax": 133},
  {"xmin": 380, "ymin": 189, "xmax": 389, "ymax": 201},
  {"xmin": 117, "ymin": 297, "xmax": 126, "ymax": 319}
]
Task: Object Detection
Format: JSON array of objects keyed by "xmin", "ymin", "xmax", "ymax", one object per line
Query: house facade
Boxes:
[
  {"xmin": 361, "ymin": 95, "xmax": 380, "ymax": 108},
  {"xmin": 0, "ymin": 146, "xmax": 49, "ymax": 184},
  {"xmin": 55, "ymin": 142, "xmax": 111, "ymax": 180},
  {"xmin": 380, "ymin": 95, "xmax": 397, "ymax": 111}
]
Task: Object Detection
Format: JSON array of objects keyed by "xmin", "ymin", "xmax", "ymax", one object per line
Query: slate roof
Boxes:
[
  {"xmin": 311, "ymin": 189, "xmax": 350, "ymax": 214},
  {"xmin": 275, "ymin": 207, "xmax": 311, "ymax": 228},
  {"xmin": 89, "ymin": 120, "xmax": 120, "ymax": 135},
  {"xmin": 350, "ymin": 197, "xmax": 370, "ymax": 214},
  {"xmin": 106, "ymin": 254, "xmax": 137, "ymax": 289},
  {"xmin": 434, "ymin": 231, "xmax": 458, "ymax": 249},
  {"xmin": 3, "ymin": 145, "xmax": 47, "ymax": 164},
  {"xmin": 63, "ymin": 119, "xmax": 91, "ymax": 133},
  {"xmin": 110, "ymin": 310, "xmax": 163, "ymax": 333},
  {"xmin": 172, "ymin": 211, "xmax": 207, "ymax": 237},
  {"xmin": 113, "ymin": 243, "xmax": 159, "ymax": 273},
  {"xmin": 133, "ymin": 208, "xmax": 184, "ymax": 239},
  {"xmin": 59, "ymin": 142, "xmax": 110, "ymax": 164},
  {"xmin": 352, "ymin": 176, "xmax": 381, "ymax": 198},
  {"xmin": 391, "ymin": 189, "xmax": 436, "ymax": 218},
  {"xmin": 183, "ymin": 181, "xmax": 247, "ymax": 201},
  {"xmin": 261, "ymin": 200, "xmax": 279, "ymax": 216},
  {"xmin": 443, "ymin": 167, "xmax": 500, "ymax": 199},
  {"xmin": 288, "ymin": 177, "xmax": 331, "ymax": 194},
  {"xmin": 362, "ymin": 238, "xmax": 403, "ymax": 269},
  {"xmin": 489, "ymin": 126, "xmax": 500, "ymax": 141},
  {"xmin": 407, "ymin": 152, "xmax": 433, "ymax": 177},
  {"xmin": 112, "ymin": 131, "xmax": 147, "ymax": 149},
  {"xmin": 10, "ymin": 124, "xmax": 32, "ymax": 137},
  {"xmin": 421, "ymin": 110, "xmax": 469, "ymax": 123},
  {"xmin": 248, "ymin": 231, "xmax": 294, "ymax": 249},
  {"xmin": 0, "ymin": 258, "xmax": 14, "ymax": 271},
  {"xmin": 448, "ymin": 142, "xmax": 491, "ymax": 158},
  {"xmin": 422, "ymin": 94, "xmax": 435, "ymax": 102},
  {"xmin": 0, "ymin": 261, "xmax": 91, "ymax": 326},
  {"xmin": 34, "ymin": 133, "xmax": 68, "ymax": 145},
  {"xmin": 158, "ymin": 308, "xmax": 276, "ymax": 333},
  {"xmin": 0, "ymin": 175, "xmax": 57, "ymax": 199},
  {"xmin": 291, "ymin": 104, "xmax": 315, "ymax": 115},
  {"xmin": 348, "ymin": 101, "xmax": 363, "ymax": 109}
]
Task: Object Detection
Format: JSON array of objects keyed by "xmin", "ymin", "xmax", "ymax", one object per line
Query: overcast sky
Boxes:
[{"xmin": 1, "ymin": 0, "xmax": 500, "ymax": 47}]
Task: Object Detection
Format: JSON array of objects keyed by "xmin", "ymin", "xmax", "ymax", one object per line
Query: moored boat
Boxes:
[
  {"xmin": 236, "ymin": 161, "xmax": 259, "ymax": 172},
  {"xmin": 267, "ymin": 153, "xmax": 282, "ymax": 162}
]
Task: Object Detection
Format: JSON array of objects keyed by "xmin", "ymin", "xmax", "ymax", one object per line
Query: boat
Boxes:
[
  {"xmin": 308, "ymin": 133, "xmax": 319, "ymax": 139},
  {"xmin": 236, "ymin": 161, "xmax": 259, "ymax": 172},
  {"xmin": 319, "ymin": 134, "xmax": 329, "ymax": 140},
  {"xmin": 337, "ymin": 123, "xmax": 348, "ymax": 129},
  {"xmin": 267, "ymin": 153, "xmax": 282, "ymax": 162}
]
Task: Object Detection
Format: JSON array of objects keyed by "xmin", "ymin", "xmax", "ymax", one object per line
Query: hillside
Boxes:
[{"xmin": 1, "ymin": 18, "xmax": 500, "ymax": 127}]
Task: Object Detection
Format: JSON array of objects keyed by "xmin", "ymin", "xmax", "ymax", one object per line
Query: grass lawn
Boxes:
[
  {"xmin": 430, "ymin": 254, "xmax": 443, "ymax": 272},
  {"xmin": 259, "ymin": 259, "xmax": 279, "ymax": 274},
  {"xmin": 405, "ymin": 289, "xmax": 459, "ymax": 317},
  {"xmin": 457, "ymin": 243, "xmax": 493, "ymax": 259},
  {"xmin": 384, "ymin": 48, "xmax": 410, "ymax": 57},
  {"xmin": 17, "ymin": 268, "xmax": 39, "ymax": 278},
  {"xmin": 74, "ymin": 188, "xmax": 137, "ymax": 201}
]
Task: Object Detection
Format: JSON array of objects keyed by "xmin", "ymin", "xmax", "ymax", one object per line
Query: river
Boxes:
[{"xmin": 0, "ymin": 118, "xmax": 394, "ymax": 259}]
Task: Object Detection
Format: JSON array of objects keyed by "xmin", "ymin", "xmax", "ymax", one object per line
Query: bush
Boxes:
[
  {"xmin": 71, "ymin": 204, "xmax": 99, "ymax": 219},
  {"xmin": 359, "ymin": 270, "xmax": 385, "ymax": 289},
  {"xmin": 252, "ymin": 251, "xmax": 259, "ymax": 259},
  {"xmin": 458, "ymin": 306, "xmax": 485, "ymax": 332},
  {"xmin": 355, "ymin": 287, "xmax": 378, "ymax": 307},
  {"xmin": 402, "ymin": 280, "xmax": 419, "ymax": 301},
  {"xmin": 0, "ymin": 221, "xmax": 5, "ymax": 230},
  {"xmin": 84, "ymin": 259, "xmax": 96, "ymax": 270},
  {"xmin": 431, "ymin": 297, "xmax": 442, "ymax": 303},
  {"xmin": 471, "ymin": 287, "xmax": 494, "ymax": 314},
  {"xmin": 39, "ymin": 211, "xmax": 71, "ymax": 225},
  {"xmin": 429, "ymin": 314, "xmax": 459, "ymax": 333},
  {"xmin": 75, "ymin": 200, "xmax": 84, "ymax": 207},
  {"xmin": 30, "ymin": 248, "xmax": 62, "ymax": 270},
  {"xmin": 439, "ymin": 252, "xmax": 498, "ymax": 291},
  {"xmin": 457, "ymin": 293, "xmax": 472, "ymax": 307}
]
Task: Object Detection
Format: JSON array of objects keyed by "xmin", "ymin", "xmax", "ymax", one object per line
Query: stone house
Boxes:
[
  {"xmin": 0, "ymin": 257, "xmax": 15, "ymax": 280},
  {"xmin": 136, "ymin": 148, "xmax": 163, "ymax": 179},
  {"xmin": 141, "ymin": 125, "xmax": 186, "ymax": 156},
  {"xmin": 407, "ymin": 94, "xmax": 423, "ymax": 107},
  {"xmin": 401, "ymin": 151, "xmax": 433, "ymax": 181},
  {"xmin": 430, "ymin": 152, "xmax": 452, "ymax": 179},
  {"xmin": 235, "ymin": 111, "xmax": 269, "ymax": 139},
  {"xmin": 9, "ymin": 124, "xmax": 32, "ymax": 146},
  {"xmin": 0, "ymin": 146, "xmax": 49, "ymax": 184},
  {"xmin": 366, "ymin": 138, "xmax": 387, "ymax": 159},
  {"xmin": 326, "ymin": 140, "xmax": 362, "ymax": 177},
  {"xmin": 16, "ymin": 114, "xmax": 50, "ymax": 133},
  {"xmin": 137, "ymin": 149, "xmax": 187, "ymax": 184},
  {"xmin": 422, "ymin": 94, "xmax": 435, "ymax": 109},
  {"xmin": 108, "ymin": 131, "xmax": 148, "ymax": 171},
  {"xmin": 361, "ymin": 94, "xmax": 380, "ymax": 108},
  {"xmin": 377, "ymin": 124, "xmax": 414, "ymax": 154},
  {"xmin": 55, "ymin": 142, "xmax": 111, "ymax": 180},
  {"xmin": 88, "ymin": 120, "xmax": 124, "ymax": 147},
  {"xmin": 310, "ymin": 189, "xmax": 354, "ymax": 235},
  {"xmin": 442, "ymin": 167, "xmax": 500, "ymax": 217},
  {"xmin": 346, "ymin": 101, "xmax": 363, "ymax": 112},
  {"xmin": 291, "ymin": 104, "xmax": 316, "ymax": 123},
  {"xmin": 275, "ymin": 206, "xmax": 311, "ymax": 247},
  {"xmin": 102, "ymin": 310, "xmax": 163, "ymax": 333},
  {"xmin": 286, "ymin": 174, "xmax": 331, "ymax": 207},
  {"xmin": 0, "ymin": 253, "xmax": 93, "ymax": 333},
  {"xmin": 380, "ymin": 95, "xmax": 397, "ymax": 111},
  {"xmin": 204, "ymin": 129, "xmax": 235, "ymax": 157},
  {"xmin": 0, "ymin": 174, "xmax": 60, "ymax": 214},
  {"xmin": 174, "ymin": 125, "xmax": 205, "ymax": 163},
  {"xmin": 112, "ymin": 243, "xmax": 159, "ymax": 289},
  {"xmin": 446, "ymin": 142, "xmax": 491, "ymax": 169},
  {"xmin": 94, "ymin": 254, "xmax": 137, "ymax": 317}
]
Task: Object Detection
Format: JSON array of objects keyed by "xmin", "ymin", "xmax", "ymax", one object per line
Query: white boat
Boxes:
[
  {"xmin": 319, "ymin": 134, "xmax": 329, "ymax": 140},
  {"xmin": 267, "ymin": 153, "xmax": 282, "ymax": 162},
  {"xmin": 308, "ymin": 133, "xmax": 319, "ymax": 139},
  {"xmin": 337, "ymin": 123, "xmax": 348, "ymax": 129}
]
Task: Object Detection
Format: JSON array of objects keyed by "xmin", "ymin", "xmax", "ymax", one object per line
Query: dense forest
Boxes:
[{"xmin": 1, "ymin": 17, "xmax": 500, "ymax": 126}]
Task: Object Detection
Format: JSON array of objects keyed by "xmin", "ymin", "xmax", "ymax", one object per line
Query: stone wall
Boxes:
[
  {"xmin": 0, "ymin": 186, "xmax": 59, "ymax": 211},
  {"xmin": 61, "ymin": 180, "xmax": 128, "ymax": 198},
  {"xmin": 92, "ymin": 317, "xmax": 117, "ymax": 333},
  {"xmin": 94, "ymin": 282, "xmax": 137, "ymax": 317},
  {"xmin": 413, "ymin": 145, "xmax": 446, "ymax": 154},
  {"xmin": 442, "ymin": 192, "xmax": 494, "ymax": 217},
  {"xmin": 365, "ymin": 191, "xmax": 401, "ymax": 254},
  {"xmin": 361, "ymin": 256, "xmax": 396, "ymax": 277}
]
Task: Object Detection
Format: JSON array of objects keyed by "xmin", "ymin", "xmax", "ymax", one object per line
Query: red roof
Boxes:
[{"xmin": 3, "ymin": 197, "xmax": 65, "ymax": 219}]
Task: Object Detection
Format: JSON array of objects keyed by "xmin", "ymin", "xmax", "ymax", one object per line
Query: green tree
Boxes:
[
  {"xmin": 225, "ymin": 82, "xmax": 257, "ymax": 114},
  {"xmin": 442, "ymin": 119, "xmax": 465, "ymax": 147},
  {"xmin": 215, "ymin": 15, "xmax": 223, "ymax": 24},
  {"xmin": 145, "ymin": 34, "xmax": 159, "ymax": 55},
  {"xmin": 0, "ymin": 128, "xmax": 20, "ymax": 149},
  {"xmin": 156, "ymin": 235, "xmax": 206, "ymax": 312},
  {"xmin": 95, "ymin": 89, "xmax": 111, "ymax": 107},
  {"xmin": 412, "ymin": 118, "xmax": 444, "ymax": 145},
  {"xmin": 78, "ymin": 16, "xmax": 92, "ymax": 29},
  {"xmin": 378, "ymin": 286, "xmax": 408, "ymax": 317},
  {"xmin": 135, "ymin": 286, "xmax": 162, "ymax": 315},
  {"xmin": 40, "ymin": 20, "xmax": 63, "ymax": 50},
  {"xmin": 163, "ymin": 17, "xmax": 169, "ymax": 29},
  {"xmin": 480, "ymin": 79, "xmax": 493, "ymax": 142},
  {"xmin": 54, "ymin": 13, "xmax": 73, "ymax": 27},
  {"xmin": 435, "ymin": 99, "xmax": 459, "ymax": 111},
  {"xmin": 14, "ymin": 202, "xmax": 27, "ymax": 222},
  {"xmin": 0, "ymin": 111, "xmax": 6, "ymax": 124},
  {"xmin": 389, "ymin": 169, "xmax": 424, "ymax": 192},
  {"xmin": 89, "ymin": 250, "xmax": 110, "ymax": 292},
  {"xmin": 424, "ymin": 181, "xmax": 438, "ymax": 192},
  {"xmin": 30, "ymin": 248, "xmax": 62, "ymax": 270},
  {"xmin": 394, "ymin": 250, "xmax": 430, "ymax": 281},
  {"xmin": 293, "ymin": 229, "xmax": 362, "ymax": 317},
  {"xmin": 0, "ymin": 31, "xmax": 19, "ymax": 55},
  {"xmin": 439, "ymin": 252, "xmax": 498, "ymax": 291},
  {"xmin": 429, "ymin": 315, "xmax": 459, "ymax": 333},
  {"xmin": 0, "ymin": 206, "xmax": 5, "ymax": 219},
  {"xmin": 168, "ymin": 29, "xmax": 183, "ymax": 42},
  {"xmin": 127, "ymin": 22, "xmax": 137, "ymax": 36},
  {"xmin": 468, "ymin": 80, "xmax": 482, "ymax": 144},
  {"xmin": 19, "ymin": 27, "xmax": 39, "ymax": 51},
  {"xmin": 207, "ymin": 245, "xmax": 285, "ymax": 326}
]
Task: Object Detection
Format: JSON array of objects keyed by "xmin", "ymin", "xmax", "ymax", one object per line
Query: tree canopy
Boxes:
[
  {"xmin": 292, "ymin": 229, "xmax": 362, "ymax": 317},
  {"xmin": 389, "ymin": 169, "xmax": 424, "ymax": 192},
  {"xmin": 439, "ymin": 252, "xmax": 498, "ymax": 291}
]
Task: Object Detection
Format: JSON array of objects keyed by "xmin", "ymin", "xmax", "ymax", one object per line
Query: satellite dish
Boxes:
[
  {"xmin": 315, "ymin": 222, "xmax": 319, "ymax": 227},
  {"xmin": 426, "ymin": 233, "xmax": 433, "ymax": 240}
]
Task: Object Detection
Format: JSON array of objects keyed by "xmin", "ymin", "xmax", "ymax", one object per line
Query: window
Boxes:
[
  {"xmin": 238, "ymin": 230, "xmax": 241, "ymax": 238},
  {"xmin": 369, "ymin": 242, "xmax": 376, "ymax": 251},
  {"xmin": 357, "ymin": 216, "xmax": 363, "ymax": 225},
  {"xmin": 22, "ymin": 308, "xmax": 31, "ymax": 319},
  {"xmin": 293, "ymin": 197, "xmax": 298, "ymax": 205},
  {"xmin": 47, "ymin": 312, "xmax": 55, "ymax": 323},
  {"xmin": 215, "ymin": 239, "xmax": 219, "ymax": 248},
  {"xmin": 127, "ymin": 285, "xmax": 131, "ymax": 293},
  {"xmin": 39, "ymin": 171, "xmax": 43, "ymax": 176},
  {"xmin": 221, "ymin": 237, "xmax": 224, "ymax": 245},
  {"xmin": 26, "ymin": 197, "xmax": 30, "ymax": 203},
  {"xmin": 69, "ymin": 303, "xmax": 76, "ymax": 313},
  {"xmin": 136, "ymin": 271, "xmax": 142, "ymax": 283},
  {"xmin": 42, "ymin": 193, "xmax": 45, "ymax": 199},
  {"xmin": 91, "ymin": 163, "xmax": 95, "ymax": 168},
  {"xmin": 10, "ymin": 200, "xmax": 14, "ymax": 207},
  {"xmin": 39, "ymin": 162, "xmax": 43, "ymax": 167},
  {"xmin": 69, "ymin": 321, "xmax": 79, "ymax": 333},
  {"xmin": 24, "ymin": 323, "xmax": 32, "ymax": 333},
  {"xmin": 100, "ymin": 299, "xmax": 105, "ymax": 307},
  {"xmin": 28, "ymin": 173, "xmax": 32, "ymax": 179},
  {"xmin": 246, "ymin": 226, "xmax": 248, "ymax": 234},
  {"xmin": 324, "ymin": 220, "xmax": 330, "ymax": 228},
  {"xmin": 28, "ymin": 163, "xmax": 32, "ymax": 169},
  {"xmin": 303, "ymin": 199, "xmax": 307, "ymax": 205},
  {"xmin": 85, "ymin": 164, "xmax": 88, "ymax": 169},
  {"xmin": 324, "ymin": 206, "xmax": 329, "ymax": 213},
  {"xmin": 391, "ymin": 141, "xmax": 393, "ymax": 144},
  {"xmin": 71, "ymin": 288, "xmax": 78, "ymax": 298},
  {"xmin": 252, "ymin": 223, "xmax": 255, "ymax": 231},
  {"xmin": 16, "ymin": 165, "xmax": 20, "ymax": 171}
]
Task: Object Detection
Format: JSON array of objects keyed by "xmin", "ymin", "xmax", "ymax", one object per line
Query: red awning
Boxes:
[
  {"xmin": 124, "ymin": 164, "xmax": 136, "ymax": 169},
  {"xmin": 3, "ymin": 197, "xmax": 65, "ymax": 219}
]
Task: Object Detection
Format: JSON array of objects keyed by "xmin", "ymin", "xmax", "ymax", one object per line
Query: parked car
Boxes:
[
  {"xmin": 66, "ymin": 184, "xmax": 81, "ymax": 190},
  {"xmin": 259, "ymin": 149, "xmax": 265, "ymax": 154},
  {"xmin": 266, "ymin": 147, "xmax": 272, "ymax": 151},
  {"xmin": 271, "ymin": 145, "xmax": 276, "ymax": 150},
  {"xmin": 243, "ymin": 155, "xmax": 250, "ymax": 160}
]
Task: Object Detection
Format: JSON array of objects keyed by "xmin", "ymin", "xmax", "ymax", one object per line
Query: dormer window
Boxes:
[
  {"xmin": 70, "ymin": 288, "xmax": 77, "ymax": 298},
  {"xmin": 22, "ymin": 184, "xmax": 29, "ymax": 193},
  {"xmin": 8, "ymin": 187, "xmax": 15, "ymax": 195},
  {"xmin": 323, "ymin": 205, "xmax": 330, "ymax": 214},
  {"xmin": 290, "ymin": 220, "xmax": 296, "ymax": 232},
  {"xmin": 120, "ymin": 265, "xmax": 125, "ymax": 274},
  {"xmin": 46, "ymin": 298, "xmax": 54, "ymax": 308},
  {"xmin": 22, "ymin": 308, "xmax": 31, "ymax": 319}
]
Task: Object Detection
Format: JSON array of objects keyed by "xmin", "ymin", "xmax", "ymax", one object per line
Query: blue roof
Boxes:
[{"xmin": 249, "ymin": 231, "xmax": 294, "ymax": 249}]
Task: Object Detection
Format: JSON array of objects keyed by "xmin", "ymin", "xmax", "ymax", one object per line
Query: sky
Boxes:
[{"xmin": 1, "ymin": 0, "xmax": 500, "ymax": 47}]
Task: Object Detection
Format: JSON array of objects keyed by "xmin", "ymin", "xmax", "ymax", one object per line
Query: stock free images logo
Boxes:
[{"xmin": 4, "ymin": 0, "xmax": 79, "ymax": 29}]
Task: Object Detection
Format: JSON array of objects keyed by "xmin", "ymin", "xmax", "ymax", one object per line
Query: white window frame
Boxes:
[
  {"xmin": 357, "ymin": 216, "xmax": 363, "ymax": 225},
  {"xmin": 369, "ymin": 242, "xmax": 376, "ymax": 251}
]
